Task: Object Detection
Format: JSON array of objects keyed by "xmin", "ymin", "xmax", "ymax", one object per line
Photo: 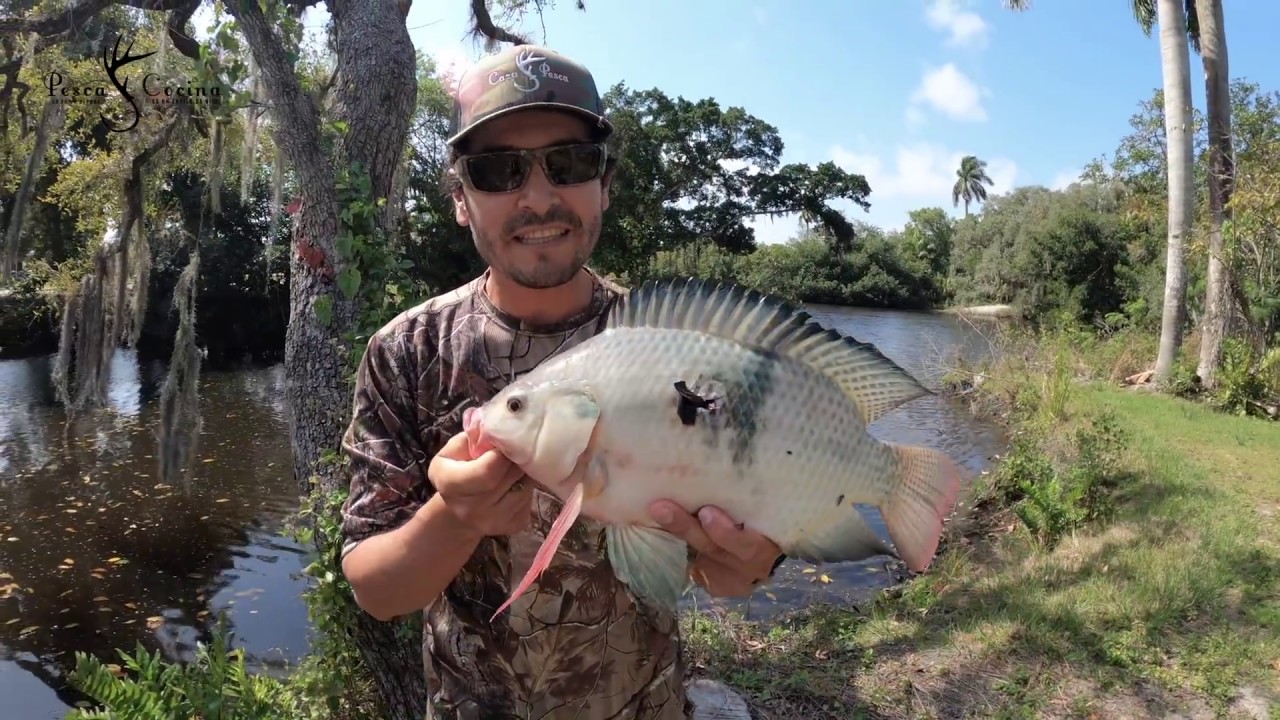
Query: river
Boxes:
[{"xmin": 0, "ymin": 304, "xmax": 1007, "ymax": 719}]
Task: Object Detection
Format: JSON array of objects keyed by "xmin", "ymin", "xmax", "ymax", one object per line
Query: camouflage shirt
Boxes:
[{"xmin": 339, "ymin": 268, "xmax": 689, "ymax": 720}]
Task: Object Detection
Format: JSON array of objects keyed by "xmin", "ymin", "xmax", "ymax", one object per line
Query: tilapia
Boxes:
[{"xmin": 463, "ymin": 278, "xmax": 966, "ymax": 620}]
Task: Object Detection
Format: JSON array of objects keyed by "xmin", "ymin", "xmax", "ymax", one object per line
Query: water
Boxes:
[{"xmin": 0, "ymin": 305, "xmax": 1006, "ymax": 718}]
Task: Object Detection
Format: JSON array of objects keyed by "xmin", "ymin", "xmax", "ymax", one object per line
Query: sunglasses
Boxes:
[{"xmin": 456, "ymin": 142, "xmax": 608, "ymax": 193}]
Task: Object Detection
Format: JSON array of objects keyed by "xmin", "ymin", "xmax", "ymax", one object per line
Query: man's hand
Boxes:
[
  {"xmin": 648, "ymin": 500, "xmax": 783, "ymax": 598},
  {"xmin": 428, "ymin": 431, "xmax": 533, "ymax": 538}
]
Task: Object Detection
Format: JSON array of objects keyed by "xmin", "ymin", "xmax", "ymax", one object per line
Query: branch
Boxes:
[
  {"xmin": 0, "ymin": 0, "xmax": 195, "ymax": 37},
  {"xmin": 468, "ymin": 0, "xmax": 530, "ymax": 46},
  {"xmin": 224, "ymin": 0, "xmax": 328, "ymax": 193}
]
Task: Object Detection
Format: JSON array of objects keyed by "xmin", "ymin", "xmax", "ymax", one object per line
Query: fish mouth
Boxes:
[{"xmin": 462, "ymin": 407, "xmax": 494, "ymax": 458}]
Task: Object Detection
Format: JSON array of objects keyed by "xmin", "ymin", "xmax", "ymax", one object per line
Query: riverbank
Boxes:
[{"xmin": 683, "ymin": 332, "xmax": 1280, "ymax": 719}]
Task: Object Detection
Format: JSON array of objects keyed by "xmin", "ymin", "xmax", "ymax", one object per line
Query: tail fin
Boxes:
[{"xmin": 880, "ymin": 443, "xmax": 964, "ymax": 573}]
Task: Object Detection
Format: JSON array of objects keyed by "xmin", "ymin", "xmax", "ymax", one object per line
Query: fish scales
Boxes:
[
  {"xmin": 537, "ymin": 325, "xmax": 898, "ymax": 550},
  {"xmin": 465, "ymin": 278, "xmax": 967, "ymax": 620}
]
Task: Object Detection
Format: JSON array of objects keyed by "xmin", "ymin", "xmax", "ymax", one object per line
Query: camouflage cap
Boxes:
[{"xmin": 447, "ymin": 44, "xmax": 613, "ymax": 148}]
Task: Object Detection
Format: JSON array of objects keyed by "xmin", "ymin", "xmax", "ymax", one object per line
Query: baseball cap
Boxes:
[{"xmin": 447, "ymin": 44, "xmax": 614, "ymax": 148}]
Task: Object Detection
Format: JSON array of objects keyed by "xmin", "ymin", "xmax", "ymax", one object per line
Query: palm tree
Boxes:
[
  {"xmin": 1006, "ymin": 0, "xmax": 1195, "ymax": 385},
  {"xmin": 952, "ymin": 155, "xmax": 995, "ymax": 217},
  {"xmin": 1193, "ymin": 0, "xmax": 1234, "ymax": 389}
]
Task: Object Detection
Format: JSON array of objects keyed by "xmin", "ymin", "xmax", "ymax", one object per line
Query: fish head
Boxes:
[{"xmin": 465, "ymin": 379, "xmax": 601, "ymax": 489}]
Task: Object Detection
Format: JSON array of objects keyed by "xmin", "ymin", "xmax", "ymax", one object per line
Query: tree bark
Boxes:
[
  {"xmin": 1153, "ymin": 0, "xmax": 1194, "ymax": 384},
  {"xmin": 1193, "ymin": 0, "xmax": 1233, "ymax": 389},
  {"xmin": 225, "ymin": 0, "xmax": 422, "ymax": 717},
  {"xmin": 3, "ymin": 98, "xmax": 66, "ymax": 279}
]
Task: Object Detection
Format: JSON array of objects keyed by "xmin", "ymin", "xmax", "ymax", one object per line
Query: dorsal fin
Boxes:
[{"xmin": 608, "ymin": 277, "xmax": 932, "ymax": 425}]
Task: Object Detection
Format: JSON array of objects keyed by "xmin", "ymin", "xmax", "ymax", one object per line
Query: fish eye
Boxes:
[{"xmin": 506, "ymin": 396, "xmax": 524, "ymax": 413}]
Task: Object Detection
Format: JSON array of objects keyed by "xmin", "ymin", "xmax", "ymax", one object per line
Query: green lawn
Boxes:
[{"xmin": 682, "ymin": 383, "xmax": 1280, "ymax": 720}]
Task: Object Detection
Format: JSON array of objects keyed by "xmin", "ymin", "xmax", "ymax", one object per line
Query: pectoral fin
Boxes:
[{"xmin": 605, "ymin": 525, "xmax": 691, "ymax": 614}]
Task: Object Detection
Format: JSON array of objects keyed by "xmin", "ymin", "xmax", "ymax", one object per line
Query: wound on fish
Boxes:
[
  {"xmin": 836, "ymin": 494, "xmax": 845, "ymax": 506},
  {"xmin": 674, "ymin": 380, "xmax": 717, "ymax": 426}
]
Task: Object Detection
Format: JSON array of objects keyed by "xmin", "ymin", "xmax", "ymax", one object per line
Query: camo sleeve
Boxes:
[{"xmin": 338, "ymin": 320, "xmax": 435, "ymax": 558}]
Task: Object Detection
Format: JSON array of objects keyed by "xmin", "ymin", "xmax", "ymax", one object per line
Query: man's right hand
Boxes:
[{"xmin": 428, "ymin": 431, "xmax": 534, "ymax": 538}]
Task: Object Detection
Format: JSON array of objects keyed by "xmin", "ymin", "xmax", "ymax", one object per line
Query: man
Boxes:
[{"xmin": 338, "ymin": 44, "xmax": 784, "ymax": 719}]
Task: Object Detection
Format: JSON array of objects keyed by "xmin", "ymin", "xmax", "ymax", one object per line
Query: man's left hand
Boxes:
[{"xmin": 649, "ymin": 500, "xmax": 783, "ymax": 598}]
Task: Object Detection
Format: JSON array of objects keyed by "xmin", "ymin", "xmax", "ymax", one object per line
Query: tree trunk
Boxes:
[
  {"xmin": 1153, "ymin": 0, "xmax": 1194, "ymax": 384},
  {"xmin": 225, "ymin": 0, "xmax": 422, "ymax": 717},
  {"xmin": 3, "ymin": 99, "xmax": 67, "ymax": 279},
  {"xmin": 1194, "ymin": 0, "xmax": 1233, "ymax": 389}
]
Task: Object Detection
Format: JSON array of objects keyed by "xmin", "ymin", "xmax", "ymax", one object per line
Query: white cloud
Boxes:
[
  {"xmin": 830, "ymin": 142, "xmax": 1019, "ymax": 211},
  {"xmin": 909, "ymin": 63, "xmax": 988, "ymax": 122},
  {"xmin": 1050, "ymin": 168, "xmax": 1081, "ymax": 190},
  {"xmin": 924, "ymin": 0, "xmax": 989, "ymax": 49}
]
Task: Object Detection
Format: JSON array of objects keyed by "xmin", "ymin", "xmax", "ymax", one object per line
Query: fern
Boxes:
[{"xmin": 65, "ymin": 616, "xmax": 291, "ymax": 720}]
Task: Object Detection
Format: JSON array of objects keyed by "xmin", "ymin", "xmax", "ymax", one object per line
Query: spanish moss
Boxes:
[
  {"xmin": 267, "ymin": 125, "xmax": 284, "ymax": 290},
  {"xmin": 69, "ymin": 247, "xmax": 110, "ymax": 412},
  {"xmin": 241, "ymin": 62, "xmax": 260, "ymax": 201},
  {"xmin": 127, "ymin": 220, "xmax": 151, "ymax": 348},
  {"xmin": 157, "ymin": 248, "xmax": 202, "ymax": 487},
  {"xmin": 209, "ymin": 118, "xmax": 224, "ymax": 215},
  {"xmin": 51, "ymin": 281, "xmax": 81, "ymax": 407},
  {"xmin": 47, "ymin": 108, "xmax": 184, "ymax": 416}
]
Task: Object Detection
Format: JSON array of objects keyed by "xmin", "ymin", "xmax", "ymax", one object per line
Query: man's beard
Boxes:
[{"xmin": 472, "ymin": 204, "xmax": 601, "ymax": 290}]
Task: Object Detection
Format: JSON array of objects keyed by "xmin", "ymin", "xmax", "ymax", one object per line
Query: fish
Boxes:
[{"xmin": 463, "ymin": 277, "xmax": 966, "ymax": 621}]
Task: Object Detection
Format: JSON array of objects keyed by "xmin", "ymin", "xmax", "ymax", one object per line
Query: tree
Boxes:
[
  {"xmin": 1003, "ymin": 0, "xmax": 1196, "ymax": 384},
  {"xmin": 1193, "ymin": 0, "xmax": 1234, "ymax": 389},
  {"xmin": 1148, "ymin": 0, "xmax": 1196, "ymax": 383},
  {"xmin": 0, "ymin": 0, "xmax": 427, "ymax": 716},
  {"xmin": 952, "ymin": 155, "xmax": 994, "ymax": 217}
]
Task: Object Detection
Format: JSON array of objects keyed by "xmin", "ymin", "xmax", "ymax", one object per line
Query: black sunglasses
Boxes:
[{"xmin": 456, "ymin": 142, "xmax": 607, "ymax": 193}]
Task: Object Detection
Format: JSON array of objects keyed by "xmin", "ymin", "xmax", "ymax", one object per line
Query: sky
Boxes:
[{"xmin": 295, "ymin": 0, "xmax": 1280, "ymax": 244}]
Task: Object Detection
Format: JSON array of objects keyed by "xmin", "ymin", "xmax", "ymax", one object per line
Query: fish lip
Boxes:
[{"xmin": 462, "ymin": 407, "xmax": 494, "ymax": 458}]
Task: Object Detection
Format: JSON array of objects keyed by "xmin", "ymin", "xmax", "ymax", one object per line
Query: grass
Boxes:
[{"xmin": 680, "ymin": 335, "xmax": 1280, "ymax": 720}]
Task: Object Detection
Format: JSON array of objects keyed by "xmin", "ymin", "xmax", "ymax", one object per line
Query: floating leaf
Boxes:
[
  {"xmin": 18, "ymin": 625, "xmax": 39, "ymax": 636},
  {"xmin": 819, "ymin": 573, "xmax": 832, "ymax": 584},
  {"xmin": 215, "ymin": 498, "xmax": 230, "ymax": 503},
  {"xmin": 802, "ymin": 567, "xmax": 816, "ymax": 574},
  {"xmin": 62, "ymin": 558, "xmax": 74, "ymax": 565}
]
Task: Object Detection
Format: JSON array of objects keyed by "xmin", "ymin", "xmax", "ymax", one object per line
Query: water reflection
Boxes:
[{"xmin": 0, "ymin": 350, "xmax": 312, "ymax": 718}]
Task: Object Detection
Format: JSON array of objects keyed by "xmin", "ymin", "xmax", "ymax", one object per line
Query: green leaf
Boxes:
[
  {"xmin": 337, "ymin": 267, "xmax": 361, "ymax": 300},
  {"xmin": 313, "ymin": 295, "xmax": 333, "ymax": 327}
]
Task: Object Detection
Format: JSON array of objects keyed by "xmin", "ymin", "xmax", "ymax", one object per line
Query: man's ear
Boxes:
[
  {"xmin": 600, "ymin": 162, "xmax": 616, "ymax": 212},
  {"xmin": 450, "ymin": 172, "xmax": 470, "ymax": 227}
]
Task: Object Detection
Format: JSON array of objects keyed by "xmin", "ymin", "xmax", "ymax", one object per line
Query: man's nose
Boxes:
[{"xmin": 516, "ymin": 160, "xmax": 557, "ymax": 213}]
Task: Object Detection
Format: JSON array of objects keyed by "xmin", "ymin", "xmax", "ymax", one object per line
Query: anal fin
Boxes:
[{"xmin": 606, "ymin": 525, "xmax": 691, "ymax": 613}]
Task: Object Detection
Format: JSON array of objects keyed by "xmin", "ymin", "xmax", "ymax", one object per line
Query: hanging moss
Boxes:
[
  {"xmin": 157, "ymin": 248, "xmax": 202, "ymax": 486},
  {"xmin": 128, "ymin": 220, "xmax": 151, "ymax": 349},
  {"xmin": 47, "ymin": 108, "xmax": 185, "ymax": 417},
  {"xmin": 209, "ymin": 118, "xmax": 224, "ymax": 215},
  {"xmin": 241, "ymin": 63, "xmax": 261, "ymax": 201},
  {"xmin": 51, "ymin": 281, "xmax": 81, "ymax": 407}
]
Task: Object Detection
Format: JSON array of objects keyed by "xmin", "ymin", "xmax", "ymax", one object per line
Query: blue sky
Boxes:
[{"xmin": 301, "ymin": 0, "xmax": 1280, "ymax": 243}]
